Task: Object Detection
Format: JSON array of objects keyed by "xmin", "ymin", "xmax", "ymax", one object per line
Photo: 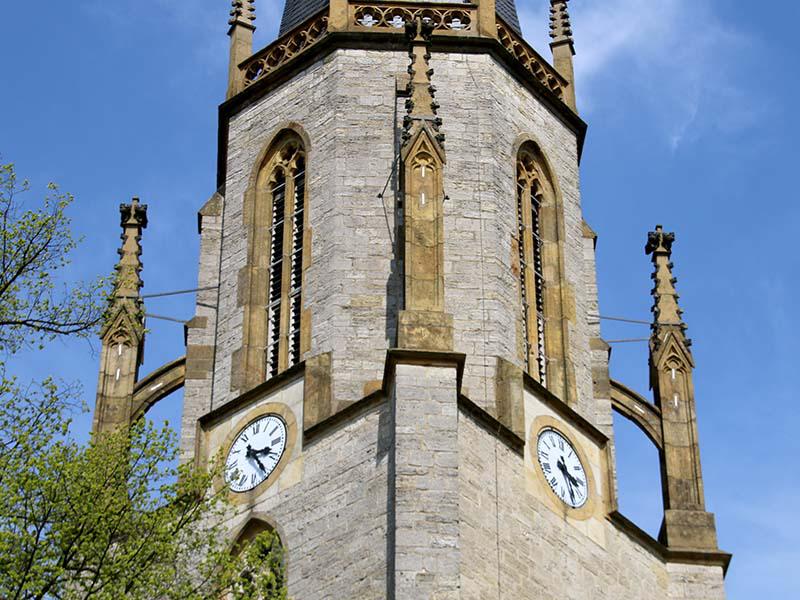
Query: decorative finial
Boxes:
[
  {"xmin": 402, "ymin": 18, "xmax": 444, "ymax": 147},
  {"xmin": 549, "ymin": 0, "xmax": 577, "ymax": 112},
  {"xmin": 646, "ymin": 225, "xmax": 690, "ymax": 351},
  {"xmin": 549, "ymin": 0, "xmax": 573, "ymax": 46},
  {"xmin": 113, "ymin": 198, "xmax": 148, "ymax": 302},
  {"xmin": 229, "ymin": 0, "xmax": 256, "ymax": 29}
]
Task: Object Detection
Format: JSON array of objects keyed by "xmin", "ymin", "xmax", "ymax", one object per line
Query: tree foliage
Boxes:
[
  {"xmin": 0, "ymin": 163, "xmax": 289, "ymax": 599},
  {"xmin": 0, "ymin": 162, "xmax": 107, "ymax": 353}
]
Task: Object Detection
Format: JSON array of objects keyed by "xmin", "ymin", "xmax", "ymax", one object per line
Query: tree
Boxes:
[
  {"xmin": 0, "ymin": 162, "xmax": 106, "ymax": 353},
  {"xmin": 0, "ymin": 162, "xmax": 288, "ymax": 599}
]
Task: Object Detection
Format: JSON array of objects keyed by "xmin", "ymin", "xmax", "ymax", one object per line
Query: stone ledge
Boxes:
[
  {"xmin": 608, "ymin": 511, "xmax": 732, "ymax": 576},
  {"xmin": 524, "ymin": 371, "xmax": 609, "ymax": 446},
  {"xmin": 303, "ymin": 389, "xmax": 386, "ymax": 446},
  {"xmin": 459, "ymin": 393, "xmax": 524, "ymax": 456},
  {"xmin": 199, "ymin": 362, "xmax": 305, "ymax": 428}
]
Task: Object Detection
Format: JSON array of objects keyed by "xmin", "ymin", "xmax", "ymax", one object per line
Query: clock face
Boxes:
[
  {"xmin": 225, "ymin": 414, "xmax": 288, "ymax": 493},
  {"xmin": 536, "ymin": 428, "xmax": 589, "ymax": 509}
]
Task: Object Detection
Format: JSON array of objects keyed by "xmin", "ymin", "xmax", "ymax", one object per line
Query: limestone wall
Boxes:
[
  {"xmin": 212, "ymin": 46, "xmax": 596, "ymax": 423},
  {"xmin": 459, "ymin": 411, "xmax": 722, "ymax": 599},
  {"xmin": 223, "ymin": 394, "xmax": 392, "ymax": 599},
  {"xmin": 393, "ymin": 364, "xmax": 460, "ymax": 599},
  {"xmin": 182, "ymin": 195, "xmax": 224, "ymax": 462}
]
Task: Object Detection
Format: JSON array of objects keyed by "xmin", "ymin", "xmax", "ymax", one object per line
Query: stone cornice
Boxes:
[
  {"xmin": 458, "ymin": 394, "xmax": 525, "ymax": 456},
  {"xmin": 608, "ymin": 511, "xmax": 733, "ymax": 575},
  {"xmin": 216, "ymin": 23, "xmax": 587, "ymax": 191},
  {"xmin": 198, "ymin": 362, "xmax": 306, "ymax": 428},
  {"xmin": 383, "ymin": 348, "xmax": 467, "ymax": 392},
  {"xmin": 523, "ymin": 372, "xmax": 609, "ymax": 447}
]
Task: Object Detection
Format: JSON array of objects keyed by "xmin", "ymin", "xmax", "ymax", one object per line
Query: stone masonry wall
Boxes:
[
  {"xmin": 431, "ymin": 51, "xmax": 593, "ymax": 419},
  {"xmin": 668, "ymin": 563, "xmax": 726, "ymax": 599},
  {"xmin": 217, "ymin": 49, "xmax": 405, "ymax": 412},
  {"xmin": 230, "ymin": 398, "xmax": 392, "ymax": 599},
  {"xmin": 392, "ymin": 364, "xmax": 460, "ymax": 599},
  {"xmin": 181, "ymin": 195, "xmax": 223, "ymax": 462},
  {"xmin": 459, "ymin": 412, "xmax": 718, "ymax": 599},
  {"xmin": 213, "ymin": 47, "xmax": 596, "ymax": 424}
]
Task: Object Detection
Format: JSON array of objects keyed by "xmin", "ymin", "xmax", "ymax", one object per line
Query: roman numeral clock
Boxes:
[
  {"xmin": 196, "ymin": 375, "xmax": 302, "ymax": 507},
  {"xmin": 525, "ymin": 385, "xmax": 607, "ymax": 526}
]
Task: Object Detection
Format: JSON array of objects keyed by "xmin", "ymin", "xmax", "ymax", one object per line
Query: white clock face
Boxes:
[
  {"xmin": 536, "ymin": 428, "xmax": 589, "ymax": 509},
  {"xmin": 225, "ymin": 414, "xmax": 288, "ymax": 493}
]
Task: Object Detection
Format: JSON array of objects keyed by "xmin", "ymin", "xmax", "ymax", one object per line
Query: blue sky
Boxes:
[{"xmin": 1, "ymin": 0, "xmax": 797, "ymax": 597}]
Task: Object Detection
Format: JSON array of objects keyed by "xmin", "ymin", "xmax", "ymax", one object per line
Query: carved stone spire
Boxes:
[
  {"xmin": 397, "ymin": 18, "xmax": 452, "ymax": 352},
  {"xmin": 549, "ymin": 0, "xmax": 573, "ymax": 46},
  {"xmin": 549, "ymin": 0, "xmax": 577, "ymax": 112},
  {"xmin": 646, "ymin": 225, "xmax": 689, "ymax": 348},
  {"xmin": 227, "ymin": 0, "xmax": 256, "ymax": 99},
  {"xmin": 92, "ymin": 200, "xmax": 148, "ymax": 434},
  {"xmin": 229, "ymin": 0, "xmax": 256, "ymax": 28},
  {"xmin": 402, "ymin": 18, "xmax": 444, "ymax": 148},
  {"xmin": 114, "ymin": 199, "xmax": 148, "ymax": 301},
  {"xmin": 645, "ymin": 225, "xmax": 719, "ymax": 552}
]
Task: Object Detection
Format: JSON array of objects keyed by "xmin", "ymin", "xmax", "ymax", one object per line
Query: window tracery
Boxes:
[
  {"xmin": 516, "ymin": 145, "xmax": 548, "ymax": 384},
  {"xmin": 261, "ymin": 137, "xmax": 307, "ymax": 378}
]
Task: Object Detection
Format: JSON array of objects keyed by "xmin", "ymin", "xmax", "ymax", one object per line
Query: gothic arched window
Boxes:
[
  {"xmin": 262, "ymin": 137, "xmax": 306, "ymax": 378},
  {"xmin": 516, "ymin": 144, "xmax": 548, "ymax": 384},
  {"xmin": 237, "ymin": 129, "xmax": 309, "ymax": 392},
  {"xmin": 229, "ymin": 519, "xmax": 287, "ymax": 598}
]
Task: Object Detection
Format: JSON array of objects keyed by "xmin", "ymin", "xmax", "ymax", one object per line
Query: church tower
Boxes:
[{"xmin": 93, "ymin": 0, "xmax": 731, "ymax": 596}]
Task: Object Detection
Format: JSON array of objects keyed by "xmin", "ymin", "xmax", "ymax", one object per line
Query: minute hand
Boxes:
[{"xmin": 558, "ymin": 459, "xmax": 581, "ymax": 488}]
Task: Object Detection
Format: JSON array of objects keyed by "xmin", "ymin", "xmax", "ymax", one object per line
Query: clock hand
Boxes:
[
  {"xmin": 246, "ymin": 445, "xmax": 268, "ymax": 473},
  {"xmin": 557, "ymin": 457, "xmax": 581, "ymax": 489},
  {"xmin": 557, "ymin": 459, "xmax": 581, "ymax": 504}
]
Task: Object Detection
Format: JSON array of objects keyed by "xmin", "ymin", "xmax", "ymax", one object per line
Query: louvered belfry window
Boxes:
[
  {"xmin": 264, "ymin": 137, "xmax": 306, "ymax": 378},
  {"xmin": 516, "ymin": 147, "xmax": 547, "ymax": 384}
]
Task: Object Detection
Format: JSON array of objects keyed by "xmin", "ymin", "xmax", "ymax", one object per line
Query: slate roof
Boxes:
[{"xmin": 278, "ymin": 0, "xmax": 522, "ymax": 37}]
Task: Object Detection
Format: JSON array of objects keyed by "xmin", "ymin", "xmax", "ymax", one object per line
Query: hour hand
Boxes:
[
  {"xmin": 558, "ymin": 458, "xmax": 581, "ymax": 488},
  {"xmin": 246, "ymin": 445, "xmax": 268, "ymax": 472}
]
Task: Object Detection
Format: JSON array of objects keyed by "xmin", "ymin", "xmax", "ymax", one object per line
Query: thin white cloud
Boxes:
[{"xmin": 518, "ymin": 0, "xmax": 765, "ymax": 150}]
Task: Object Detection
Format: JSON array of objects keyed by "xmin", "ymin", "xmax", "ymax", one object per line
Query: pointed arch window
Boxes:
[
  {"xmin": 262, "ymin": 135, "xmax": 307, "ymax": 379},
  {"xmin": 229, "ymin": 519, "xmax": 287, "ymax": 598},
  {"xmin": 516, "ymin": 146, "xmax": 547, "ymax": 384}
]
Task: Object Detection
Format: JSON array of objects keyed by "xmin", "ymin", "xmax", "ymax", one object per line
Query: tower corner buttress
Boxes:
[
  {"xmin": 646, "ymin": 225, "xmax": 721, "ymax": 553},
  {"xmin": 92, "ymin": 199, "xmax": 148, "ymax": 434}
]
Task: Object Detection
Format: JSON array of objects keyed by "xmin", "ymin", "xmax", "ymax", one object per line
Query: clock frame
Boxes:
[
  {"xmin": 217, "ymin": 402, "xmax": 298, "ymax": 505},
  {"xmin": 529, "ymin": 415, "xmax": 599, "ymax": 521}
]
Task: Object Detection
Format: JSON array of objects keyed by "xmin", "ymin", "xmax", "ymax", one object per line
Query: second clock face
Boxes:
[
  {"xmin": 536, "ymin": 427, "xmax": 589, "ymax": 509},
  {"xmin": 225, "ymin": 414, "xmax": 288, "ymax": 493}
]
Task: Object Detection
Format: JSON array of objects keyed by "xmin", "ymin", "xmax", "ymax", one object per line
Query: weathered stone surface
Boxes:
[
  {"xmin": 668, "ymin": 563, "xmax": 726, "ymax": 600},
  {"xmin": 181, "ymin": 192, "xmax": 223, "ymax": 462},
  {"xmin": 392, "ymin": 363, "xmax": 460, "ymax": 599},
  {"xmin": 205, "ymin": 48, "xmax": 593, "ymax": 423},
  {"xmin": 303, "ymin": 352, "xmax": 332, "ymax": 429},
  {"xmin": 177, "ymin": 44, "xmax": 727, "ymax": 600},
  {"xmin": 397, "ymin": 310, "xmax": 454, "ymax": 351},
  {"xmin": 662, "ymin": 509, "xmax": 719, "ymax": 550}
]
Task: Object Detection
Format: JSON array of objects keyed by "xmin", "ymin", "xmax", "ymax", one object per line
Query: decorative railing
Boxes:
[
  {"xmin": 238, "ymin": 6, "xmax": 567, "ymax": 105},
  {"xmin": 242, "ymin": 12, "xmax": 329, "ymax": 87},
  {"xmin": 350, "ymin": 1, "xmax": 477, "ymax": 34},
  {"xmin": 496, "ymin": 18, "xmax": 565, "ymax": 100}
]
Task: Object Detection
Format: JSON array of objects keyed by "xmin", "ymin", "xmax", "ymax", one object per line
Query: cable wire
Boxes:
[
  {"xmin": 144, "ymin": 313, "xmax": 188, "ymax": 324},
  {"xmin": 141, "ymin": 286, "xmax": 218, "ymax": 299}
]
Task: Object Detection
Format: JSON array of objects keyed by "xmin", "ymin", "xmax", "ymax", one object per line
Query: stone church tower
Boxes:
[{"xmin": 93, "ymin": 0, "xmax": 731, "ymax": 597}]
